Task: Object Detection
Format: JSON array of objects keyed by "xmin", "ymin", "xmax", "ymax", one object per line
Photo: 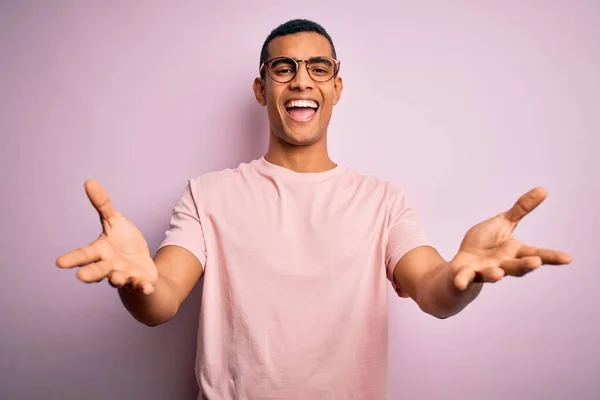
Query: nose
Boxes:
[{"xmin": 289, "ymin": 60, "xmax": 313, "ymax": 90}]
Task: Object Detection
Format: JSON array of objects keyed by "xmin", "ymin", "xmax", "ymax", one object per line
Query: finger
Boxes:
[
  {"xmin": 76, "ymin": 260, "xmax": 114, "ymax": 283},
  {"xmin": 84, "ymin": 179, "xmax": 119, "ymax": 221},
  {"xmin": 454, "ymin": 267, "xmax": 476, "ymax": 291},
  {"xmin": 107, "ymin": 273, "xmax": 154, "ymax": 295},
  {"xmin": 517, "ymin": 245, "xmax": 572, "ymax": 265},
  {"xmin": 124, "ymin": 276, "xmax": 155, "ymax": 295},
  {"xmin": 135, "ymin": 278, "xmax": 155, "ymax": 295},
  {"xmin": 141, "ymin": 281, "xmax": 155, "ymax": 295},
  {"xmin": 503, "ymin": 187, "xmax": 548, "ymax": 224},
  {"xmin": 474, "ymin": 267, "xmax": 505, "ymax": 283},
  {"xmin": 130, "ymin": 276, "xmax": 155, "ymax": 295},
  {"xmin": 56, "ymin": 243, "xmax": 102, "ymax": 269},
  {"xmin": 499, "ymin": 256, "xmax": 542, "ymax": 277},
  {"xmin": 139, "ymin": 280, "xmax": 155, "ymax": 295},
  {"xmin": 108, "ymin": 270, "xmax": 129, "ymax": 288}
]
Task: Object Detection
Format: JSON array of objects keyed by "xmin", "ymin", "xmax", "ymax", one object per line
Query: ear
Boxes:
[
  {"xmin": 332, "ymin": 76, "xmax": 343, "ymax": 105},
  {"xmin": 253, "ymin": 77, "xmax": 267, "ymax": 107}
]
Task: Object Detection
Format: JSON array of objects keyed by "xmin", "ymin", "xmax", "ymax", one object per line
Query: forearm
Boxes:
[
  {"xmin": 118, "ymin": 274, "xmax": 181, "ymax": 327},
  {"xmin": 416, "ymin": 262, "xmax": 483, "ymax": 319}
]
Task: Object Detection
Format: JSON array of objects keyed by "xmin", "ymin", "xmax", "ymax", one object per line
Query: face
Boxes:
[{"xmin": 253, "ymin": 32, "xmax": 343, "ymax": 146}]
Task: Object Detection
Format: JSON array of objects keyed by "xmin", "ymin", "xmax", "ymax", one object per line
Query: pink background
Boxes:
[{"xmin": 1, "ymin": 1, "xmax": 598, "ymax": 399}]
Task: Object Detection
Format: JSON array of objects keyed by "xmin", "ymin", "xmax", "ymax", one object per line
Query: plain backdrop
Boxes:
[{"xmin": 1, "ymin": 1, "xmax": 598, "ymax": 399}]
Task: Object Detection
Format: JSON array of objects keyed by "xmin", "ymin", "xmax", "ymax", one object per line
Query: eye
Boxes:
[
  {"xmin": 309, "ymin": 65, "xmax": 332, "ymax": 76},
  {"xmin": 274, "ymin": 67, "xmax": 294, "ymax": 74},
  {"xmin": 269, "ymin": 58, "xmax": 296, "ymax": 76}
]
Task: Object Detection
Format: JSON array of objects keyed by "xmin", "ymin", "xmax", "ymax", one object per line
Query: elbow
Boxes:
[
  {"xmin": 149, "ymin": 303, "xmax": 181, "ymax": 326},
  {"xmin": 418, "ymin": 302, "xmax": 456, "ymax": 320},
  {"xmin": 141, "ymin": 317, "xmax": 168, "ymax": 327},
  {"xmin": 123, "ymin": 299, "xmax": 180, "ymax": 328},
  {"xmin": 416, "ymin": 292, "xmax": 460, "ymax": 320},
  {"xmin": 414, "ymin": 279, "xmax": 472, "ymax": 320},
  {"xmin": 143, "ymin": 320, "xmax": 166, "ymax": 328},
  {"xmin": 136, "ymin": 309, "xmax": 178, "ymax": 327},
  {"xmin": 429, "ymin": 310, "xmax": 458, "ymax": 320}
]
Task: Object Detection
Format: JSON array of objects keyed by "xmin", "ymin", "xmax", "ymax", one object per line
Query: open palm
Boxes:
[
  {"xmin": 56, "ymin": 180, "xmax": 158, "ymax": 294},
  {"xmin": 451, "ymin": 187, "xmax": 571, "ymax": 290}
]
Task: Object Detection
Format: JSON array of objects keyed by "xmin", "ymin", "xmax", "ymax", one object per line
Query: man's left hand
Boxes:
[{"xmin": 451, "ymin": 187, "xmax": 572, "ymax": 291}]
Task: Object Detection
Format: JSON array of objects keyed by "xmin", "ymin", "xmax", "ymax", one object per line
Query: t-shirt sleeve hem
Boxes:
[
  {"xmin": 157, "ymin": 239, "xmax": 207, "ymax": 268},
  {"xmin": 387, "ymin": 239, "xmax": 431, "ymax": 298}
]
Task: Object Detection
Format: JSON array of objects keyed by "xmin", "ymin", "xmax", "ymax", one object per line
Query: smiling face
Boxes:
[{"xmin": 253, "ymin": 32, "xmax": 343, "ymax": 147}]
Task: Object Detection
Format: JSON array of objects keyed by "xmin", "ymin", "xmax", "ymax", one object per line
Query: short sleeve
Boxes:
[
  {"xmin": 385, "ymin": 189, "xmax": 430, "ymax": 297},
  {"xmin": 157, "ymin": 179, "xmax": 207, "ymax": 267}
]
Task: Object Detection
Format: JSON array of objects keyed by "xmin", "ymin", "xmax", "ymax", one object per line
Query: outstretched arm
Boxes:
[
  {"xmin": 393, "ymin": 187, "xmax": 571, "ymax": 319},
  {"xmin": 56, "ymin": 180, "xmax": 204, "ymax": 326}
]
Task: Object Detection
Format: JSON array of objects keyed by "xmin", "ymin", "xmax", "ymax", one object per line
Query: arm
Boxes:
[
  {"xmin": 119, "ymin": 245, "xmax": 204, "ymax": 326},
  {"xmin": 384, "ymin": 187, "xmax": 476, "ymax": 318},
  {"xmin": 393, "ymin": 246, "xmax": 482, "ymax": 319},
  {"xmin": 56, "ymin": 179, "xmax": 208, "ymax": 327},
  {"xmin": 119, "ymin": 177, "xmax": 208, "ymax": 327},
  {"xmin": 392, "ymin": 187, "xmax": 571, "ymax": 319}
]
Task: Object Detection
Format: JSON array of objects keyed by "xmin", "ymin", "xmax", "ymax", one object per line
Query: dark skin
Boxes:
[
  {"xmin": 394, "ymin": 187, "xmax": 572, "ymax": 318},
  {"xmin": 56, "ymin": 32, "xmax": 572, "ymax": 324},
  {"xmin": 56, "ymin": 180, "xmax": 202, "ymax": 326},
  {"xmin": 251, "ymin": 33, "xmax": 572, "ymax": 317},
  {"xmin": 253, "ymin": 32, "xmax": 343, "ymax": 173}
]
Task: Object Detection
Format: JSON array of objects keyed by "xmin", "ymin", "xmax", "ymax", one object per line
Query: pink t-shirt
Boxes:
[{"xmin": 159, "ymin": 157, "xmax": 429, "ymax": 399}]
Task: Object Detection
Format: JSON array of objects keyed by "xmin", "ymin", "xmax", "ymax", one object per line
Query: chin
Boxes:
[{"xmin": 279, "ymin": 130, "xmax": 322, "ymax": 146}]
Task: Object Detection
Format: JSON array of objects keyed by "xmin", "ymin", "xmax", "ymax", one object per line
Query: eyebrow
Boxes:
[
  {"xmin": 309, "ymin": 56, "xmax": 333, "ymax": 66},
  {"xmin": 270, "ymin": 58, "xmax": 296, "ymax": 67}
]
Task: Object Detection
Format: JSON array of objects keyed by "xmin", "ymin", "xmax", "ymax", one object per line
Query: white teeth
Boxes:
[{"xmin": 285, "ymin": 99, "xmax": 318, "ymax": 109}]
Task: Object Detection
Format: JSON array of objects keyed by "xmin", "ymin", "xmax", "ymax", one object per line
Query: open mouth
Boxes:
[{"xmin": 284, "ymin": 99, "xmax": 319, "ymax": 122}]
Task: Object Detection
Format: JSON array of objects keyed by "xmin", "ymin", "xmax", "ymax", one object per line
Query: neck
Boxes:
[{"xmin": 264, "ymin": 134, "xmax": 336, "ymax": 173}]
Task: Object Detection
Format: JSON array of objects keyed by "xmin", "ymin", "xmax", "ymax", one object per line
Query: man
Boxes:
[{"xmin": 56, "ymin": 19, "xmax": 571, "ymax": 399}]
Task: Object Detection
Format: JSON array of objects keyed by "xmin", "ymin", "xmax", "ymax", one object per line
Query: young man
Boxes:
[{"xmin": 56, "ymin": 19, "xmax": 571, "ymax": 399}]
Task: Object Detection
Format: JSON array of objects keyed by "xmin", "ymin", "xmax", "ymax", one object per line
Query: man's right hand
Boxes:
[{"xmin": 56, "ymin": 180, "xmax": 159, "ymax": 295}]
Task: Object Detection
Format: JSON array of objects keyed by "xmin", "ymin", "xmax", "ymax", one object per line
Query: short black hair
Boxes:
[{"xmin": 259, "ymin": 19, "xmax": 337, "ymax": 73}]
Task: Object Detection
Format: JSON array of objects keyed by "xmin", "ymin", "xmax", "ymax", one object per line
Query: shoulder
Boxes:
[
  {"xmin": 185, "ymin": 158, "xmax": 262, "ymax": 198},
  {"xmin": 342, "ymin": 166, "xmax": 408, "ymax": 202},
  {"xmin": 191, "ymin": 158, "xmax": 260, "ymax": 183}
]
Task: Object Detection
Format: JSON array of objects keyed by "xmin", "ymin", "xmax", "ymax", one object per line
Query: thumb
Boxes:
[
  {"xmin": 453, "ymin": 266, "xmax": 476, "ymax": 291},
  {"xmin": 84, "ymin": 179, "xmax": 119, "ymax": 221},
  {"xmin": 503, "ymin": 187, "xmax": 547, "ymax": 224}
]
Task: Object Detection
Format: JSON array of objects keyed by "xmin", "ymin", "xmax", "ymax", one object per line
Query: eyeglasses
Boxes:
[{"xmin": 260, "ymin": 56, "xmax": 341, "ymax": 83}]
